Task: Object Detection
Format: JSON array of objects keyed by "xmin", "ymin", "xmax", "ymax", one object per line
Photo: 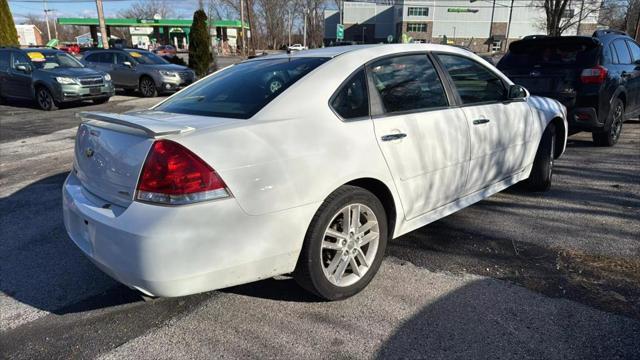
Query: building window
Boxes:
[
  {"xmin": 407, "ymin": 23, "xmax": 428, "ymax": 32},
  {"xmin": 408, "ymin": 7, "xmax": 429, "ymax": 17}
]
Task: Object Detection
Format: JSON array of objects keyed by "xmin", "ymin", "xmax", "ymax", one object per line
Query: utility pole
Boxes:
[
  {"xmin": 303, "ymin": 8, "xmax": 307, "ymax": 48},
  {"xmin": 245, "ymin": 0, "xmax": 255, "ymax": 56},
  {"xmin": 240, "ymin": 0, "xmax": 246, "ymax": 56},
  {"xmin": 95, "ymin": 0, "xmax": 109, "ymax": 48},
  {"xmin": 576, "ymin": 0, "xmax": 585, "ymax": 35},
  {"xmin": 635, "ymin": 5, "xmax": 640, "ymax": 41},
  {"xmin": 505, "ymin": 0, "xmax": 514, "ymax": 51},
  {"xmin": 43, "ymin": 0, "xmax": 51, "ymax": 42}
]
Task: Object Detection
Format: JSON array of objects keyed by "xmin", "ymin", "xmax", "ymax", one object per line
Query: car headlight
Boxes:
[
  {"xmin": 55, "ymin": 76, "xmax": 78, "ymax": 85},
  {"xmin": 103, "ymin": 73, "xmax": 111, "ymax": 81},
  {"xmin": 159, "ymin": 70, "xmax": 178, "ymax": 77}
]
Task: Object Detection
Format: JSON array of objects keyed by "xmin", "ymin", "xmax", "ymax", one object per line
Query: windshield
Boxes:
[
  {"xmin": 155, "ymin": 57, "xmax": 328, "ymax": 119},
  {"xmin": 499, "ymin": 40, "xmax": 599, "ymax": 68},
  {"xmin": 29, "ymin": 52, "xmax": 83, "ymax": 69},
  {"xmin": 127, "ymin": 50, "xmax": 168, "ymax": 65}
]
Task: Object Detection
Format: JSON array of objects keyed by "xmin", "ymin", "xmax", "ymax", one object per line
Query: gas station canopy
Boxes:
[{"xmin": 57, "ymin": 18, "xmax": 249, "ymax": 29}]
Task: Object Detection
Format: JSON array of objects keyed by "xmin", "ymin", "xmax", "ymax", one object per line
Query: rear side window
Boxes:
[
  {"xmin": 331, "ymin": 68, "xmax": 369, "ymax": 119},
  {"xmin": 156, "ymin": 57, "xmax": 328, "ymax": 119},
  {"xmin": 367, "ymin": 54, "xmax": 448, "ymax": 114},
  {"xmin": 613, "ymin": 40, "xmax": 632, "ymax": 64},
  {"xmin": 499, "ymin": 40, "xmax": 598, "ymax": 68},
  {"xmin": 86, "ymin": 52, "xmax": 112, "ymax": 63},
  {"xmin": 0, "ymin": 50, "xmax": 9, "ymax": 70},
  {"xmin": 626, "ymin": 40, "xmax": 640, "ymax": 62},
  {"xmin": 438, "ymin": 54, "xmax": 506, "ymax": 104}
]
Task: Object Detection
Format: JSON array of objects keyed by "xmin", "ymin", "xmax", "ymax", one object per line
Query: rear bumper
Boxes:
[
  {"xmin": 568, "ymin": 107, "xmax": 603, "ymax": 132},
  {"xmin": 62, "ymin": 172, "xmax": 315, "ymax": 297}
]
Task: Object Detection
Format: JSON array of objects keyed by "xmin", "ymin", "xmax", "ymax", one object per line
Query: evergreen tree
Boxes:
[
  {"xmin": 188, "ymin": 9, "xmax": 213, "ymax": 77},
  {"xmin": 0, "ymin": 0, "xmax": 19, "ymax": 46}
]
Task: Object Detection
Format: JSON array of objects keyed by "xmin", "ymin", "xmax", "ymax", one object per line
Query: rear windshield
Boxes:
[
  {"xmin": 155, "ymin": 57, "xmax": 328, "ymax": 119},
  {"xmin": 499, "ymin": 40, "xmax": 599, "ymax": 68}
]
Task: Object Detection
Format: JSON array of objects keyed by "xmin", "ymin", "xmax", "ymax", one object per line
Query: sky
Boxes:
[{"xmin": 8, "ymin": 0, "xmax": 211, "ymax": 23}]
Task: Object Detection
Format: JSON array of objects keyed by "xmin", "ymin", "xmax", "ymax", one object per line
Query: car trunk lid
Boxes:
[{"xmin": 73, "ymin": 111, "xmax": 238, "ymax": 207}]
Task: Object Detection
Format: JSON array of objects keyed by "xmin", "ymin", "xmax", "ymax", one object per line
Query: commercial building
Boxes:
[
  {"xmin": 324, "ymin": 0, "xmax": 601, "ymax": 52},
  {"xmin": 15, "ymin": 24, "xmax": 44, "ymax": 46}
]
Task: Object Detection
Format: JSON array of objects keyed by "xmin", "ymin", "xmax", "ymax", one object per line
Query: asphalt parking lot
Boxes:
[{"xmin": 0, "ymin": 96, "xmax": 639, "ymax": 359}]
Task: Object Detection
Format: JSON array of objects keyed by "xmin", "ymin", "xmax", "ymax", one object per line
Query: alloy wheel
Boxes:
[
  {"xmin": 141, "ymin": 79, "xmax": 155, "ymax": 97},
  {"xmin": 321, "ymin": 203, "xmax": 380, "ymax": 287},
  {"xmin": 37, "ymin": 88, "xmax": 52, "ymax": 110},
  {"xmin": 610, "ymin": 103, "xmax": 623, "ymax": 143}
]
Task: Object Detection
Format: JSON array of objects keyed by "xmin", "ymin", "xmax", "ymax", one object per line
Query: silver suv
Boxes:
[
  {"xmin": 82, "ymin": 49, "xmax": 195, "ymax": 97},
  {"xmin": 0, "ymin": 47, "xmax": 114, "ymax": 110}
]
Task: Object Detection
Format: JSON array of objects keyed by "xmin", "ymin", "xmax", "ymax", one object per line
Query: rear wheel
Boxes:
[
  {"xmin": 524, "ymin": 123, "xmax": 556, "ymax": 192},
  {"xmin": 294, "ymin": 186, "xmax": 388, "ymax": 300},
  {"xmin": 36, "ymin": 86, "xmax": 58, "ymax": 111},
  {"xmin": 139, "ymin": 77, "xmax": 158, "ymax": 97},
  {"xmin": 593, "ymin": 98, "xmax": 624, "ymax": 146}
]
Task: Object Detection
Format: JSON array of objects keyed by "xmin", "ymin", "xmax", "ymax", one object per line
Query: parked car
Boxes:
[
  {"xmin": 0, "ymin": 47, "xmax": 114, "ymax": 110},
  {"xmin": 153, "ymin": 45, "xmax": 177, "ymax": 58},
  {"xmin": 63, "ymin": 44, "xmax": 567, "ymax": 300},
  {"xmin": 498, "ymin": 30, "xmax": 640, "ymax": 146},
  {"xmin": 59, "ymin": 43, "xmax": 81, "ymax": 56},
  {"xmin": 288, "ymin": 44, "xmax": 307, "ymax": 51},
  {"xmin": 81, "ymin": 48, "xmax": 195, "ymax": 97}
]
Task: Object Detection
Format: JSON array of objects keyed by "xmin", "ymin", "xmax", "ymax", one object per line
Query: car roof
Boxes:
[
  {"xmin": 23, "ymin": 48, "xmax": 64, "ymax": 54},
  {"xmin": 245, "ymin": 43, "xmax": 477, "ymax": 62}
]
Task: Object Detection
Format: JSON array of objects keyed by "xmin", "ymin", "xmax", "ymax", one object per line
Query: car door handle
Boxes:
[
  {"xmin": 381, "ymin": 133, "xmax": 407, "ymax": 141},
  {"xmin": 473, "ymin": 119, "xmax": 490, "ymax": 125},
  {"xmin": 621, "ymin": 72, "xmax": 631, "ymax": 79}
]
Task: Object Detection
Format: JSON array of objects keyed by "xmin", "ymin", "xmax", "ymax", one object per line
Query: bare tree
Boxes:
[
  {"xmin": 118, "ymin": 0, "xmax": 175, "ymax": 19},
  {"xmin": 599, "ymin": 0, "xmax": 640, "ymax": 35},
  {"xmin": 535, "ymin": 0, "xmax": 601, "ymax": 36}
]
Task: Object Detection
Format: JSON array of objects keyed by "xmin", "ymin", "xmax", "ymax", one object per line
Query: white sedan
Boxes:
[
  {"xmin": 63, "ymin": 44, "xmax": 567, "ymax": 300},
  {"xmin": 287, "ymin": 43, "xmax": 307, "ymax": 51}
]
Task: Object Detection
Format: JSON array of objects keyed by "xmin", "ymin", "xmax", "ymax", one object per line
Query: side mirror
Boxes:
[
  {"xmin": 123, "ymin": 61, "xmax": 133, "ymax": 68},
  {"xmin": 16, "ymin": 64, "xmax": 31, "ymax": 73},
  {"xmin": 634, "ymin": 59, "xmax": 640, "ymax": 65},
  {"xmin": 508, "ymin": 84, "xmax": 527, "ymax": 99}
]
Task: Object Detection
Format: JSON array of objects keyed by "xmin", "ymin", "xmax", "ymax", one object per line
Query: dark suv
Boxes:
[
  {"xmin": 82, "ymin": 48, "xmax": 195, "ymax": 97},
  {"xmin": 0, "ymin": 47, "xmax": 114, "ymax": 110},
  {"xmin": 498, "ymin": 30, "xmax": 640, "ymax": 146}
]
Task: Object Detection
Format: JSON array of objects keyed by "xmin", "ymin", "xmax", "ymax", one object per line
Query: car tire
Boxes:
[
  {"xmin": 524, "ymin": 122, "xmax": 556, "ymax": 192},
  {"xmin": 592, "ymin": 98, "xmax": 624, "ymax": 147},
  {"xmin": 35, "ymin": 86, "xmax": 58, "ymax": 111},
  {"xmin": 294, "ymin": 185, "xmax": 388, "ymax": 301},
  {"xmin": 139, "ymin": 77, "xmax": 158, "ymax": 97},
  {"xmin": 92, "ymin": 97, "xmax": 110, "ymax": 104}
]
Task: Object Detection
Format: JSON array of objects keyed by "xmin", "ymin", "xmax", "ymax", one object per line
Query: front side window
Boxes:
[
  {"xmin": 407, "ymin": 23, "xmax": 428, "ymax": 32},
  {"xmin": 368, "ymin": 54, "xmax": 448, "ymax": 114},
  {"xmin": 613, "ymin": 39, "xmax": 632, "ymax": 64},
  {"xmin": 408, "ymin": 7, "xmax": 429, "ymax": 16},
  {"xmin": 331, "ymin": 68, "xmax": 369, "ymax": 119},
  {"xmin": 12, "ymin": 52, "xmax": 30, "ymax": 67},
  {"xmin": 156, "ymin": 57, "xmax": 328, "ymax": 119},
  {"xmin": 437, "ymin": 53, "xmax": 506, "ymax": 104}
]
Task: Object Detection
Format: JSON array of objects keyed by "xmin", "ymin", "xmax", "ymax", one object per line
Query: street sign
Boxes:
[{"xmin": 336, "ymin": 24, "xmax": 344, "ymax": 40}]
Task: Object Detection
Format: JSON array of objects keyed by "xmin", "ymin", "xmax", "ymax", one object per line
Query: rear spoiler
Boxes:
[{"xmin": 78, "ymin": 111, "xmax": 194, "ymax": 137}]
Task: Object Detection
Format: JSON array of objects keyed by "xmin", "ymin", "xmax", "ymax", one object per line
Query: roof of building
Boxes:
[{"xmin": 57, "ymin": 18, "xmax": 249, "ymax": 29}]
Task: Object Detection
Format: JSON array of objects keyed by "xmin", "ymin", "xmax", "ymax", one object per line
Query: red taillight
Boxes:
[
  {"xmin": 136, "ymin": 139, "xmax": 229, "ymax": 205},
  {"xmin": 580, "ymin": 65, "xmax": 607, "ymax": 84}
]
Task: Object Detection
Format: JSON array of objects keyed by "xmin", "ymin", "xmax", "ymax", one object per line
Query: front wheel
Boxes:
[
  {"xmin": 524, "ymin": 123, "xmax": 556, "ymax": 192},
  {"xmin": 593, "ymin": 98, "xmax": 624, "ymax": 146},
  {"xmin": 36, "ymin": 86, "xmax": 58, "ymax": 111},
  {"xmin": 294, "ymin": 186, "xmax": 388, "ymax": 300},
  {"xmin": 92, "ymin": 97, "xmax": 110, "ymax": 104},
  {"xmin": 139, "ymin": 77, "xmax": 158, "ymax": 97}
]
